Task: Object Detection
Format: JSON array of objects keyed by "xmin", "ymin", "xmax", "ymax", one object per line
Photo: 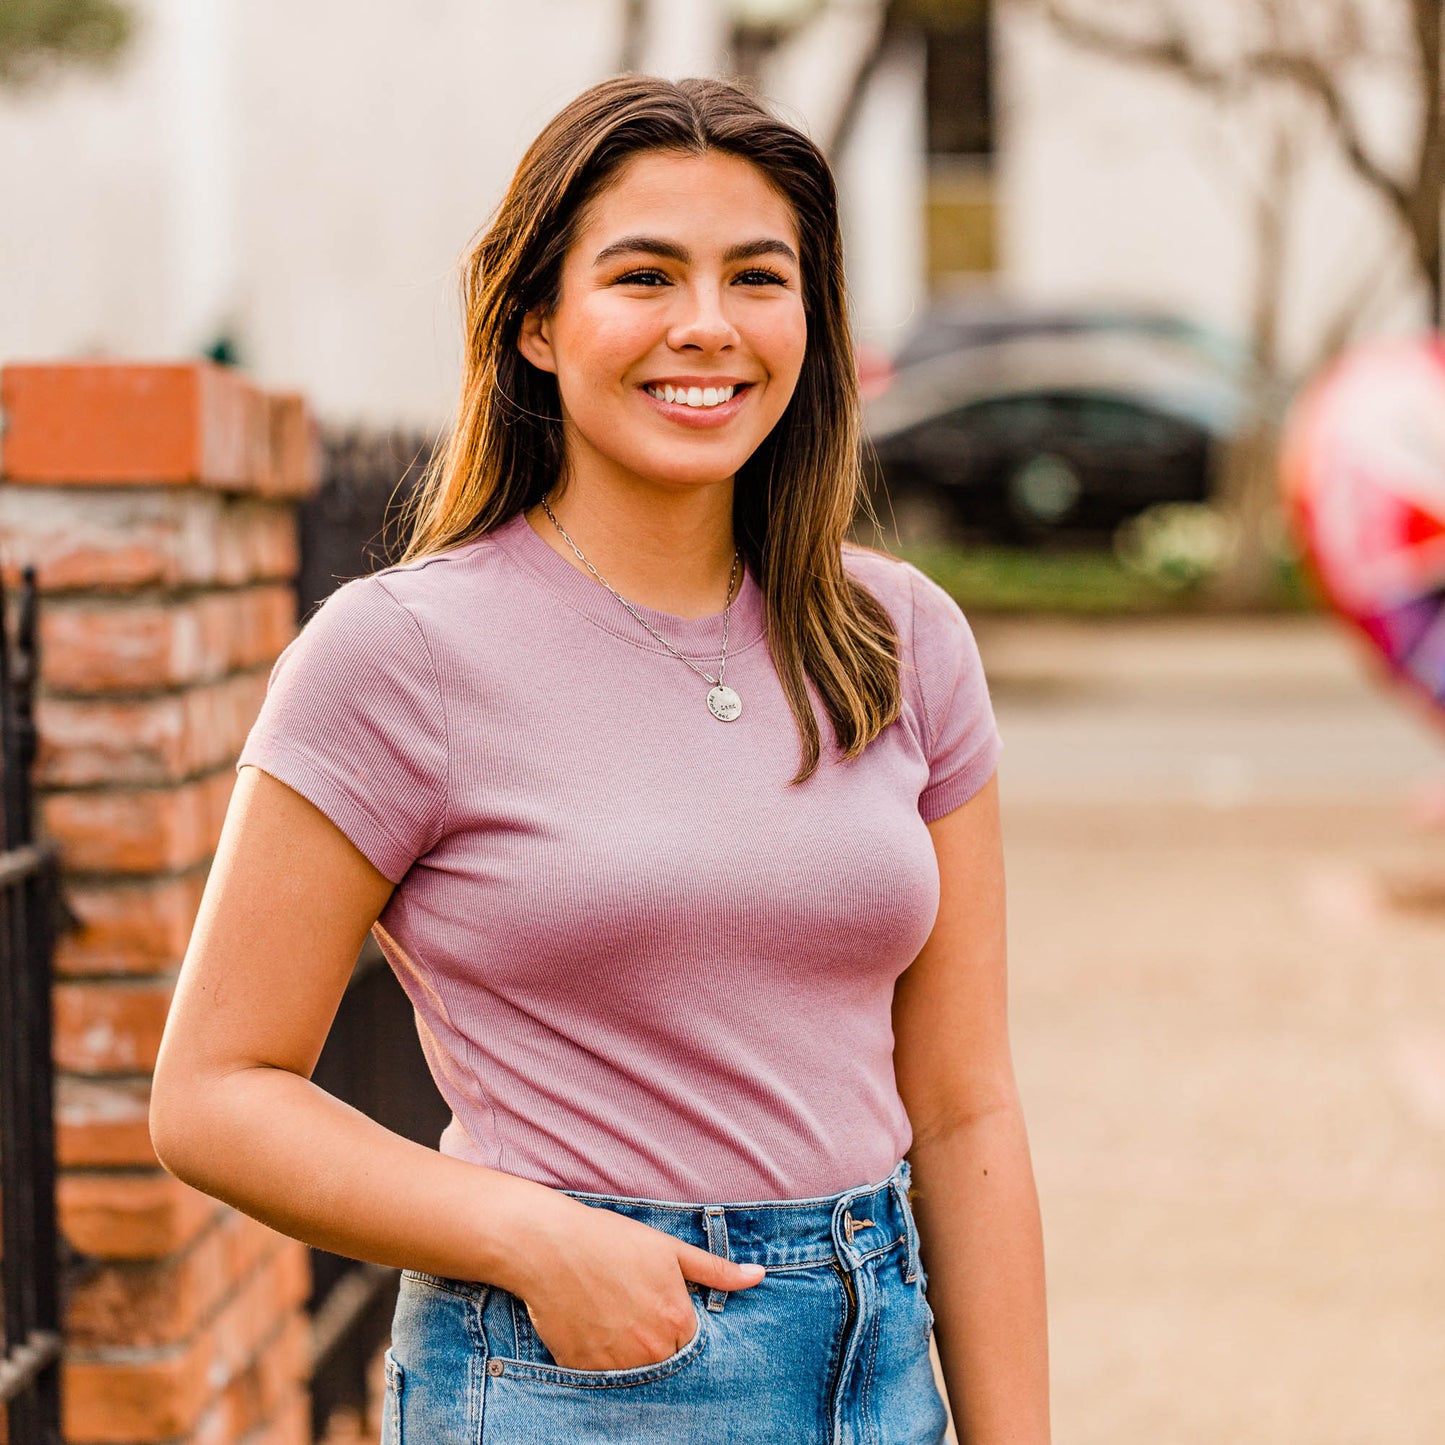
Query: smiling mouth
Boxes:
[{"xmin": 643, "ymin": 382, "xmax": 749, "ymax": 409}]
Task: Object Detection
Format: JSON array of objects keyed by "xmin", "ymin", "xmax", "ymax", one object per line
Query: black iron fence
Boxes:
[
  {"xmin": 0, "ymin": 567, "xmax": 65, "ymax": 1445},
  {"xmin": 299, "ymin": 431, "xmax": 451, "ymax": 1437},
  {"xmin": 297, "ymin": 426, "xmax": 435, "ymax": 618}
]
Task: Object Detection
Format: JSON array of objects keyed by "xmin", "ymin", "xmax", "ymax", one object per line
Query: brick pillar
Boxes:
[{"xmin": 0, "ymin": 362, "xmax": 319, "ymax": 1445}]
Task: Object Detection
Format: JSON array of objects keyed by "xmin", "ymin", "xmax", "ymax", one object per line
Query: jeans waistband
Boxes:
[{"xmin": 558, "ymin": 1158, "xmax": 920, "ymax": 1292}]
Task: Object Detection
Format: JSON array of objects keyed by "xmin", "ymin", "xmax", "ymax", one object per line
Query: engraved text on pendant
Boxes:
[{"xmin": 707, "ymin": 684, "xmax": 742, "ymax": 722}]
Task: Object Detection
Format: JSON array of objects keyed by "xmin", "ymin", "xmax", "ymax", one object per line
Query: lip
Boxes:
[{"xmin": 638, "ymin": 379, "xmax": 754, "ymax": 429}]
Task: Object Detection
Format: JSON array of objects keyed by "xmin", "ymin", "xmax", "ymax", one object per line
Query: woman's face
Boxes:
[{"xmin": 518, "ymin": 148, "xmax": 808, "ymax": 495}]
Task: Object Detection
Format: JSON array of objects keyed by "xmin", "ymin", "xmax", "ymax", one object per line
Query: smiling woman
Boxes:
[
  {"xmin": 514, "ymin": 149, "xmax": 807, "ymax": 488},
  {"xmin": 149, "ymin": 74, "xmax": 1048, "ymax": 1445}
]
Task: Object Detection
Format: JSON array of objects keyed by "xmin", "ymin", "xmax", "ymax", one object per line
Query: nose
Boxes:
[{"xmin": 667, "ymin": 280, "xmax": 740, "ymax": 353}]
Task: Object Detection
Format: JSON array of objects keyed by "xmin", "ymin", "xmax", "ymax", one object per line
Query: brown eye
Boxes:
[{"xmin": 735, "ymin": 268, "xmax": 789, "ymax": 286}]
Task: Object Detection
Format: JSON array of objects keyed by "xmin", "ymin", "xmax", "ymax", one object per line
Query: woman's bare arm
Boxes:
[
  {"xmin": 150, "ymin": 766, "xmax": 762, "ymax": 1362},
  {"xmin": 892, "ymin": 772, "xmax": 1051, "ymax": 1444}
]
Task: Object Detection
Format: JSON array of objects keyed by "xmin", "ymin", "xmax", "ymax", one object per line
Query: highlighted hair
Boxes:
[{"xmin": 395, "ymin": 75, "xmax": 901, "ymax": 784}]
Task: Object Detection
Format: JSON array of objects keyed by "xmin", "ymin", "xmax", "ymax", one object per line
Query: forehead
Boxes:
[{"xmin": 574, "ymin": 149, "xmax": 799, "ymax": 253}]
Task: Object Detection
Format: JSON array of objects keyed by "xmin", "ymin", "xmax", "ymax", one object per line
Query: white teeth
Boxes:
[{"xmin": 646, "ymin": 384, "xmax": 739, "ymax": 408}]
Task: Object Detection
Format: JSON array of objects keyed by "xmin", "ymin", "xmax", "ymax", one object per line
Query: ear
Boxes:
[{"xmin": 516, "ymin": 306, "xmax": 557, "ymax": 375}]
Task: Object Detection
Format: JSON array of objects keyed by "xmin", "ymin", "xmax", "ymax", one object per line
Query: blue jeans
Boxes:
[{"xmin": 382, "ymin": 1156, "xmax": 949, "ymax": 1443}]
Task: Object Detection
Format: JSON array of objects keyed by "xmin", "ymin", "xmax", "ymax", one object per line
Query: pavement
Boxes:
[{"xmin": 928, "ymin": 613, "xmax": 1445, "ymax": 1444}]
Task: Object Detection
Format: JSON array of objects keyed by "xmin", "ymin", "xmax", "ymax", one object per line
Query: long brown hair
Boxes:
[{"xmin": 395, "ymin": 74, "xmax": 901, "ymax": 784}]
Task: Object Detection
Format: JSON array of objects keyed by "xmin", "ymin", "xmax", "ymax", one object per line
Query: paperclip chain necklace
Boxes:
[{"xmin": 538, "ymin": 494, "xmax": 744, "ymax": 722}]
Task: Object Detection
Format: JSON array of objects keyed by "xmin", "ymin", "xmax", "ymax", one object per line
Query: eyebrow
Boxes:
[{"xmin": 592, "ymin": 235, "xmax": 799, "ymax": 266}]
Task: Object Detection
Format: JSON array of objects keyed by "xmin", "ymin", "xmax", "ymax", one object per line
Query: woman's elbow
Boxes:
[
  {"xmin": 148, "ymin": 1075, "xmax": 195, "ymax": 1181},
  {"xmin": 148, "ymin": 1055, "xmax": 223, "ymax": 1184}
]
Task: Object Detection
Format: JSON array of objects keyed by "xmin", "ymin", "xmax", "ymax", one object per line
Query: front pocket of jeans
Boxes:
[{"xmin": 487, "ymin": 1289, "xmax": 710, "ymax": 1389}]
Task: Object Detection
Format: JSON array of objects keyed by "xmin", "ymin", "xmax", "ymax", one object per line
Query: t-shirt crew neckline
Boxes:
[{"xmin": 489, "ymin": 508, "xmax": 768, "ymax": 659}]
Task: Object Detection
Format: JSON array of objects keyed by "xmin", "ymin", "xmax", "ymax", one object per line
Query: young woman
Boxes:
[{"xmin": 150, "ymin": 75, "xmax": 1050, "ymax": 1444}]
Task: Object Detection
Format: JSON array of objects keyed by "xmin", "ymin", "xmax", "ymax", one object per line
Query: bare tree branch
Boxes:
[
  {"xmin": 1304, "ymin": 235, "xmax": 1419, "ymax": 374},
  {"xmin": 1247, "ymin": 49, "xmax": 1415, "ymax": 218},
  {"xmin": 1405, "ymin": 0, "xmax": 1443, "ymax": 317},
  {"xmin": 1034, "ymin": 0, "xmax": 1419, "ymax": 256}
]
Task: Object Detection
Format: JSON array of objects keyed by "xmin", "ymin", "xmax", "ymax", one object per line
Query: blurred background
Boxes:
[{"xmin": 2, "ymin": 1, "xmax": 1444, "ymax": 1442}]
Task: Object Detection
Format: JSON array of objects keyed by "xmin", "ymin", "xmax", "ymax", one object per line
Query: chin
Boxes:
[{"xmin": 627, "ymin": 447, "xmax": 760, "ymax": 489}]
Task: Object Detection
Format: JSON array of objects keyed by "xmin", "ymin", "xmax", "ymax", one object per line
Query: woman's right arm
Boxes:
[{"xmin": 150, "ymin": 765, "xmax": 762, "ymax": 1367}]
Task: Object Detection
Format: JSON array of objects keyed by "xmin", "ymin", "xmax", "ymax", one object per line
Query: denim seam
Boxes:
[
  {"xmin": 855, "ymin": 1234, "xmax": 906, "ymax": 1265},
  {"xmin": 891, "ymin": 1175, "xmax": 921, "ymax": 1283},
  {"xmin": 508, "ymin": 1293, "xmax": 532, "ymax": 1362},
  {"xmin": 860, "ymin": 1266, "xmax": 884, "ymax": 1445},
  {"xmin": 750, "ymin": 1254, "xmax": 848, "ymax": 1273},
  {"xmin": 464, "ymin": 1282, "xmax": 488, "ymax": 1436},
  {"xmin": 401, "ymin": 1269, "xmax": 486, "ymax": 1301},
  {"xmin": 828, "ymin": 1259, "xmax": 867, "ymax": 1436}
]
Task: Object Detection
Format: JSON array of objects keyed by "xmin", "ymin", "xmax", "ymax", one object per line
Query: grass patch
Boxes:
[{"xmin": 892, "ymin": 542, "xmax": 1320, "ymax": 616}]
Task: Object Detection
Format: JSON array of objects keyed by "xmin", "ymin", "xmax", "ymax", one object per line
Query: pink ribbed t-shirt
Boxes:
[{"xmin": 236, "ymin": 509, "xmax": 1001, "ymax": 1201}]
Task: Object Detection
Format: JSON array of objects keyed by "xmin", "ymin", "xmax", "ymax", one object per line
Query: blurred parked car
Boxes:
[{"xmin": 863, "ymin": 302, "xmax": 1256, "ymax": 543}]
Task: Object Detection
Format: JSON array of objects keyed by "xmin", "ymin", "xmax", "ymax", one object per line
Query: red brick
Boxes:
[
  {"xmin": 58, "ymin": 1170, "xmax": 221, "ymax": 1260},
  {"xmin": 57, "ymin": 1076, "xmax": 156, "ymax": 1167},
  {"xmin": 263, "ymin": 393, "xmax": 322, "ymax": 500},
  {"xmin": 243, "ymin": 1388, "xmax": 313, "ymax": 1445},
  {"xmin": 223, "ymin": 500, "xmax": 301, "ymax": 588},
  {"xmin": 209, "ymin": 1244, "xmax": 311, "ymax": 1395},
  {"xmin": 36, "ymin": 675, "xmax": 266, "ymax": 788},
  {"xmin": 63, "ymin": 1237, "xmax": 309, "ymax": 1442},
  {"xmin": 0, "ymin": 488, "xmax": 300, "ymax": 594},
  {"xmin": 44, "ymin": 771, "xmax": 235, "ymax": 874},
  {"xmin": 66, "ymin": 1211, "xmax": 284, "ymax": 1350},
  {"xmin": 39, "ymin": 586, "xmax": 297, "ymax": 693},
  {"xmin": 196, "ymin": 1312, "xmax": 312, "ymax": 1445},
  {"xmin": 0, "ymin": 363, "xmax": 255, "ymax": 488},
  {"xmin": 54, "ymin": 976, "xmax": 175, "ymax": 1074},
  {"xmin": 63, "ymin": 1345, "xmax": 207, "ymax": 1443},
  {"xmin": 56, "ymin": 872, "xmax": 208, "ymax": 975}
]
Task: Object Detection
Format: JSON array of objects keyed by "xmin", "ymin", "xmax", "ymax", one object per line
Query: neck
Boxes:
[{"xmin": 525, "ymin": 476, "xmax": 740, "ymax": 619}]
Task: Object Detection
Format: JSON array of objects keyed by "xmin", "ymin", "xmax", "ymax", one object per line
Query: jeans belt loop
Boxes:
[
  {"xmin": 703, "ymin": 1207, "xmax": 731, "ymax": 1313},
  {"xmin": 891, "ymin": 1164, "xmax": 920, "ymax": 1283}
]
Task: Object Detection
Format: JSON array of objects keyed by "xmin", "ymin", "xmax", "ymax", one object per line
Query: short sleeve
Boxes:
[
  {"xmin": 236, "ymin": 574, "xmax": 449, "ymax": 884},
  {"xmin": 907, "ymin": 567, "xmax": 1002, "ymax": 822}
]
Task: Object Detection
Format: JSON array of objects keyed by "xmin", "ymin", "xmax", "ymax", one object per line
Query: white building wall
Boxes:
[
  {"xmin": 232, "ymin": 0, "xmax": 624, "ymax": 425},
  {"xmin": 836, "ymin": 37, "xmax": 929, "ymax": 350},
  {"xmin": 994, "ymin": 4, "xmax": 1430, "ymax": 375},
  {"xmin": 0, "ymin": 0, "xmax": 926, "ymax": 424},
  {"xmin": 0, "ymin": 0, "xmax": 181, "ymax": 358}
]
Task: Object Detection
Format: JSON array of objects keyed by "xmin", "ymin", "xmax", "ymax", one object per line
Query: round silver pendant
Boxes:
[{"xmin": 707, "ymin": 684, "xmax": 742, "ymax": 722}]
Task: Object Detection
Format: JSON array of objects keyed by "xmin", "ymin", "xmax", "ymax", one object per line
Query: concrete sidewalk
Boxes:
[{"xmin": 967, "ymin": 616, "xmax": 1445, "ymax": 1443}]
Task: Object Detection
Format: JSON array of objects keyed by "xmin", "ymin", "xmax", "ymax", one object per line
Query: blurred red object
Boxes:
[{"xmin": 1282, "ymin": 333, "xmax": 1445, "ymax": 720}]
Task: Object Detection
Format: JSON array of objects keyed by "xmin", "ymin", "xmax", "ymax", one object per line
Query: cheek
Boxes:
[
  {"xmin": 555, "ymin": 302, "xmax": 657, "ymax": 392},
  {"xmin": 761, "ymin": 306, "xmax": 808, "ymax": 383}
]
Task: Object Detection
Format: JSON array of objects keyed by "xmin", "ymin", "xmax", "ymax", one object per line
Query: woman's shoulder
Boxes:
[
  {"xmin": 840, "ymin": 541, "xmax": 967, "ymax": 643},
  {"xmin": 311, "ymin": 531, "xmax": 509, "ymax": 634}
]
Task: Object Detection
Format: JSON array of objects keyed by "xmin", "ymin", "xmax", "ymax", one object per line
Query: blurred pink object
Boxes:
[
  {"xmin": 1282, "ymin": 334, "xmax": 1445, "ymax": 721},
  {"xmin": 1405, "ymin": 773, "xmax": 1445, "ymax": 829},
  {"xmin": 854, "ymin": 341, "xmax": 895, "ymax": 401}
]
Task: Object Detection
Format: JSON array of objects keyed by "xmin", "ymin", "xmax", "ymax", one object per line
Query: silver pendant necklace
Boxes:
[{"xmin": 538, "ymin": 495, "xmax": 744, "ymax": 721}]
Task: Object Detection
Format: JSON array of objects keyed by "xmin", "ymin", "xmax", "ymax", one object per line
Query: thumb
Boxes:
[{"xmin": 677, "ymin": 1243, "xmax": 766, "ymax": 1292}]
